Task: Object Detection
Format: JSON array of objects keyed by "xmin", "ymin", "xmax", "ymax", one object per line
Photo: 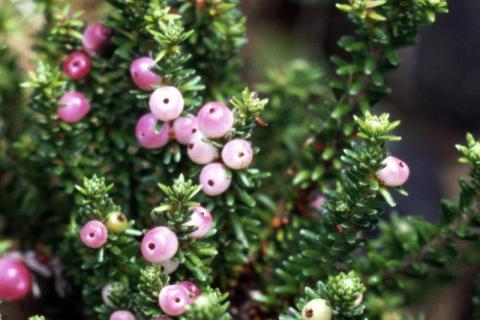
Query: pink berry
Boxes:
[
  {"xmin": 375, "ymin": 156, "xmax": 410, "ymax": 187},
  {"xmin": 310, "ymin": 194, "xmax": 327, "ymax": 211},
  {"xmin": 158, "ymin": 285, "xmax": 190, "ymax": 316},
  {"xmin": 199, "ymin": 163, "xmax": 232, "ymax": 196},
  {"xmin": 0, "ymin": 257, "xmax": 32, "ymax": 302},
  {"xmin": 197, "ymin": 102, "xmax": 234, "ymax": 138},
  {"xmin": 135, "ymin": 113, "xmax": 170, "ymax": 149},
  {"xmin": 62, "ymin": 51, "xmax": 91, "ymax": 80},
  {"xmin": 141, "ymin": 227, "xmax": 179, "ymax": 263},
  {"xmin": 187, "ymin": 132, "xmax": 219, "ymax": 165},
  {"xmin": 149, "ymin": 86, "xmax": 184, "ymax": 122},
  {"xmin": 110, "ymin": 310, "xmax": 136, "ymax": 320},
  {"xmin": 57, "ymin": 91, "xmax": 91, "ymax": 123},
  {"xmin": 130, "ymin": 57, "xmax": 162, "ymax": 91},
  {"xmin": 80, "ymin": 220, "xmax": 108, "ymax": 249},
  {"xmin": 178, "ymin": 281, "xmax": 201, "ymax": 300},
  {"xmin": 82, "ymin": 22, "xmax": 113, "ymax": 56},
  {"xmin": 221, "ymin": 139, "xmax": 253, "ymax": 170},
  {"xmin": 184, "ymin": 206, "xmax": 213, "ymax": 238},
  {"xmin": 173, "ymin": 114, "xmax": 199, "ymax": 145}
]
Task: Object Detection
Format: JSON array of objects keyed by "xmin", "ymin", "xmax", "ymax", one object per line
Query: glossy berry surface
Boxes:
[
  {"xmin": 149, "ymin": 86, "xmax": 184, "ymax": 122},
  {"xmin": 105, "ymin": 211, "xmax": 128, "ymax": 233},
  {"xmin": 110, "ymin": 310, "xmax": 136, "ymax": 320},
  {"xmin": 187, "ymin": 132, "xmax": 219, "ymax": 165},
  {"xmin": 199, "ymin": 163, "xmax": 232, "ymax": 196},
  {"xmin": 301, "ymin": 299, "xmax": 332, "ymax": 320},
  {"xmin": 62, "ymin": 51, "xmax": 91, "ymax": 80},
  {"xmin": 178, "ymin": 280, "xmax": 201, "ymax": 300},
  {"xmin": 197, "ymin": 102, "xmax": 234, "ymax": 138},
  {"xmin": 184, "ymin": 206, "xmax": 213, "ymax": 238},
  {"xmin": 80, "ymin": 220, "xmax": 108, "ymax": 249},
  {"xmin": 221, "ymin": 139, "xmax": 253, "ymax": 170},
  {"xmin": 173, "ymin": 114, "xmax": 198, "ymax": 145},
  {"xmin": 158, "ymin": 284, "xmax": 190, "ymax": 316},
  {"xmin": 0, "ymin": 257, "xmax": 32, "ymax": 302},
  {"xmin": 141, "ymin": 226, "xmax": 179, "ymax": 263},
  {"xmin": 57, "ymin": 91, "xmax": 91, "ymax": 123},
  {"xmin": 375, "ymin": 156, "xmax": 410, "ymax": 187},
  {"xmin": 135, "ymin": 113, "xmax": 170, "ymax": 149},
  {"xmin": 130, "ymin": 57, "xmax": 162, "ymax": 91},
  {"xmin": 82, "ymin": 22, "xmax": 112, "ymax": 56}
]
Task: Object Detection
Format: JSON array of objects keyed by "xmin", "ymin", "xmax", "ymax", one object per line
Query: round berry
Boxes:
[
  {"xmin": 158, "ymin": 285, "xmax": 190, "ymax": 316},
  {"xmin": 310, "ymin": 195, "xmax": 326, "ymax": 212},
  {"xmin": 83, "ymin": 22, "xmax": 113, "ymax": 56},
  {"xmin": 187, "ymin": 132, "xmax": 219, "ymax": 165},
  {"xmin": 301, "ymin": 299, "xmax": 332, "ymax": 320},
  {"xmin": 184, "ymin": 206, "xmax": 213, "ymax": 238},
  {"xmin": 62, "ymin": 51, "xmax": 91, "ymax": 80},
  {"xmin": 149, "ymin": 86, "xmax": 184, "ymax": 122},
  {"xmin": 221, "ymin": 139, "xmax": 253, "ymax": 170},
  {"xmin": 0, "ymin": 257, "xmax": 32, "ymax": 302},
  {"xmin": 197, "ymin": 102, "xmax": 234, "ymax": 138},
  {"xmin": 135, "ymin": 113, "xmax": 170, "ymax": 149},
  {"xmin": 173, "ymin": 114, "xmax": 199, "ymax": 145},
  {"xmin": 141, "ymin": 227, "xmax": 179, "ymax": 263},
  {"xmin": 375, "ymin": 156, "xmax": 410, "ymax": 187},
  {"xmin": 157, "ymin": 259, "xmax": 180, "ymax": 275},
  {"xmin": 110, "ymin": 310, "xmax": 136, "ymax": 320},
  {"xmin": 178, "ymin": 281, "xmax": 201, "ymax": 301},
  {"xmin": 102, "ymin": 283, "xmax": 114, "ymax": 306},
  {"xmin": 199, "ymin": 163, "xmax": 232, "ymax": 196},
  {"xmin": 80, "ymin": 220, "xmax": 108, "ymax": 249},
  {"xmin": 57, "ymin": 91, "xmax": 91, "ymax": 123},
  {"xmin": 106, "ymin": 211, "xmax": 128, "ymax": 234},
  {"xmin": 130, "ymin": 57, "xmax": 162, "ymax": 91}
]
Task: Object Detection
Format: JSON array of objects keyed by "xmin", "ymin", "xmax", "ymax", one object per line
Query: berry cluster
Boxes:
[
  {"xmin": 79, "ymin": 200, "xmax": 212, "ymax": 318},
  {"xmin": 57, "ymin": 23, "xmax": 113, "ymax": 123},
  {"xmin": 134, "ymin": 79, "xmax": 254, "ymax": 197}
]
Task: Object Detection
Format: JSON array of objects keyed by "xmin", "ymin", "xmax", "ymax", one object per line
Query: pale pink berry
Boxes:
[
  {"xmin": 82, "ymin": 22, "xmax": 113, "ymax": 56},
  {"xmin": 199, "ymin": 163, "xmax": 232, "ymax": 196},
  {"xmin": 80, "ymin": 220, "xmax": 108, "ymax": 249},
  {"xmin": 157, "ymin": 259, "xmax": 180, "ymax": 275},
  {"xmin": 158, "ymin": 285, "xmax": 190, "ymax": 316},
  {"xmin": 375, "ymin": 156, "xmax": 410, "ymax": 187},
  {"xmin": 0, "ymin": 257, "xmax": 32, "ymax": 302},
  {"xmin": 130, "ymin": 57, "xmax": 162, "ymax": 91},
  {"xmin": 141, "ymin": 227, "xmax": 179, "ymax": 263},
  {"xmin": 178, "ymin": 281, "xmax": 201, "ymax": 301},
  {"xmin": 184, "ymin": 206, "xmax": 213, "ymax": 238},
  {"xmin": 221, "ymin": 139, "xmax": 253, "ymax": 170},
  {"xmin": 135, "ymin": 113, "xmax": 170, "ymax": 149},
  {"xmin": 149, "ymin": 86, "xmax": 184, "ymax": 122},
  {"xmin": 187, "ymin": 132, "xmax": 219, "ymax": 165},
  {"xmin": 57, "ymin": 91, "xmax": 91, "ymax": 123},
  {"xmin": 62, "ymin": 51, "xmax": 91, "ymax": 80},
  {"xmin": 310, "ymin": 195, "xmax": 327, "ymax": 211},
  {"xmin": 173, "ymin": 114, "xmax": 199, "ymax": 145},
  {"xmin": 110, "ymin": 310, "xmax": 136, "ymax": 320},
  {"xmin": 197, "ymin": 102, "xmax": 234, "ymax": 138}
]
